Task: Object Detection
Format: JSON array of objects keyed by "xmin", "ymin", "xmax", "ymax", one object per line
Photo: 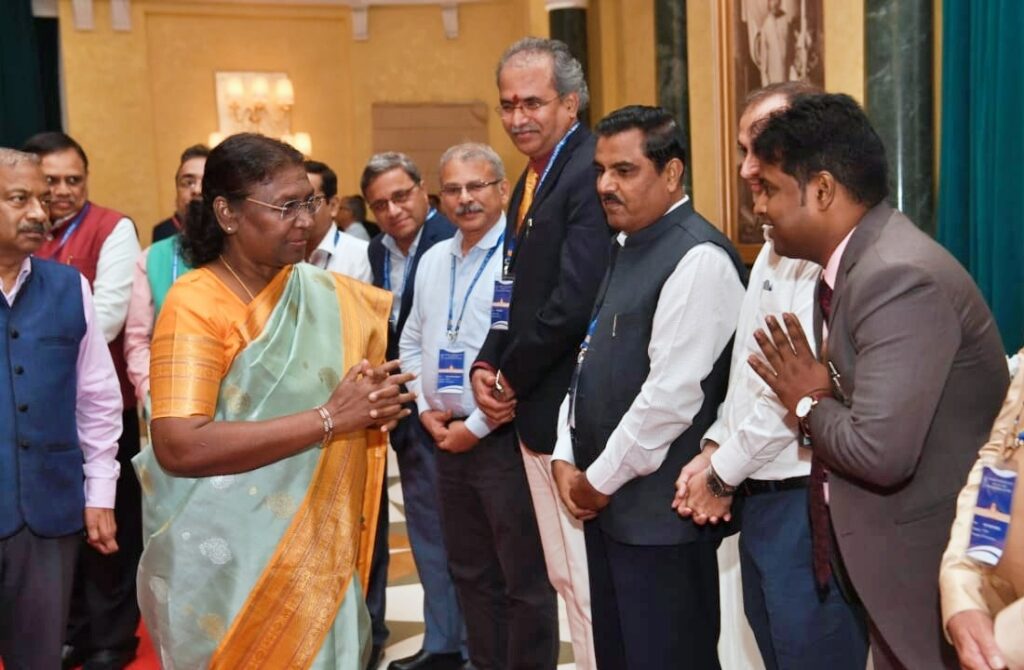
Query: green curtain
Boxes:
[
  {"xmin": 0, "ymin": 0, "xmax": 47, "ymax": 147},
  {"xmin": 937, "ymin": 0, "xmax": 1024, "ymax": 351}
]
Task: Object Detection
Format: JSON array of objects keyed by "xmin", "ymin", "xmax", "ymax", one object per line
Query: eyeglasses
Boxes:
[
  {"xmin": 438, "ymin": 179, "xmax": 502, "ymax": 198},
  {"xmin": 245, "ymin": 195, "xmax": 325, "ymax": 220},
  {"xmin": 368, "ymin": 183, "xmax": 421, "ymax": 214},
  {"xmin": 495, "ymin": 97, "xmax": 558, "ymax": 117}
]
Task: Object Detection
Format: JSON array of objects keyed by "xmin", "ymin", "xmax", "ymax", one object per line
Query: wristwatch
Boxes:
[
  {"xmin": 796, "ymin": 390, "xmax": 831, "ymax": 437},
  {"xmin": 705, "ymin": 465, "xmax": 736, "ymax": 498}
]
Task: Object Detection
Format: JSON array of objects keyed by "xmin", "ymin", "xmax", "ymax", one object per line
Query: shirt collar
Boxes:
[
  {"xmin": 450, "ymin": 213, "xmax": 506, "ymax": 257},
  {"xmin": 314, "ymin": 226, "xmax": 336, "ymax": 255},
  {"xmin": 527, "ymin": 122, "xmax": 579, "ymax": 175},
  {"xmin": 822, "ymin": 227, "xmax": 857, "ymax": 289},
  {"xmin": 1, "ymin": 257, "xmax": 33, "ymax": 305},
  {"xmin": 382, "ymin": 225, "xmax": 425, "ymax": 259},
  {"xmin": 616, "ymin": 195, "xmax": 690, "ymax": 246},
  {"xmin": 52, "ymin": 202, "xmax": 89, "ymax": 230}
]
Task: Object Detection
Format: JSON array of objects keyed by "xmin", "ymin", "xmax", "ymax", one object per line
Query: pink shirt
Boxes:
[
  {"xmin": 2, "ymin": 257, "xmax": 122, "ymax": 508},
  {"xmin": 124, "ymin": 248, "xmax": 154, "ymax": 402},
  {"xmin": 819, "ymin": 228, "xmax": 855, "ymax": 502},
  {"xmin": 820, "ymin": 227, "xmax": 856, "ymax": 341}
]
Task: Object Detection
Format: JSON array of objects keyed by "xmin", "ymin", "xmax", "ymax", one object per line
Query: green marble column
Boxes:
[
  {"xmin": 549, "ymin": 6, "xmax": 591, "ymax": 126},
  {"xmin": 865, "ymin": 0, "xmax": 935, "ymax": 234},
  {"xmin": 655, "ymin": 0, "xmax": 692, "ymax": 194}
]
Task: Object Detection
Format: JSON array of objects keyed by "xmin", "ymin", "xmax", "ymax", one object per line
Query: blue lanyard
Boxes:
[
  {"xmin": 537, "ymin": 122, "xmax": 579, "ymax": 193},
  {"xmin": 504, "ymin": 123, "xmax": 579, "ymax": 275},
  {"xmin": 567, "ymin": 315, "xmax": 599, "ymax": 427},
  {"xmin": 383, "ymin": 248, "xmax": 414, "ymax": 294},
  {"xmin": 171, "ymin": 238, "xmax": 183, "ymax": 281},
  {"xmin": 333, "ymin": 228, "xmax": 341, "ymax": 246},
  {"xmin": 447, "ymin": 232, "xmax": 504, "ymax": 342},
  {"xmin": 53, "ymin": 202, "xmax": 91, "ymax": 253}
]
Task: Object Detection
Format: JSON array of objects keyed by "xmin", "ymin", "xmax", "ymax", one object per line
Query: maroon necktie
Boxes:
[{"xmin": 809, "ymin": 277, "xmax": 833, "ymax": 593}]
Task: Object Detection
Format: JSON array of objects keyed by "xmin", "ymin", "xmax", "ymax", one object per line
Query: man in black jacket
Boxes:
[
  {"xmin": 364, "ymin": 153, "xmax": 463, "ymax": 670},
  {"xmin": 470, "ymin": 37, "xmax": 610, "ymax": 670}
]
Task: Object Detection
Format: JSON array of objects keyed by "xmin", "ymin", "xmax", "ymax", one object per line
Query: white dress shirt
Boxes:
[
  {"xmin": 310, "ymin": 227, "xmax": 372, "ymax": 283},
  {"xmin": 92, "ymin": 217, "xmax": 142, "ymax": 343},
  {"xmin": 381, "ymin": 225, "xmax": 425, "ymax": 323},
  {"xmin": 399, "ymin": 216, "xmax": 505, "ymax": 439},
  {"xmin": 704, "ymin": 242, "xmax": 820, "ymax": 486},
  {"xmin": 2, "ymin": 257, "xmax": 122, "ymax": 508},
  {"xmin": 552, "ymin": 197, "xmax": 745, "ymax": 496}
]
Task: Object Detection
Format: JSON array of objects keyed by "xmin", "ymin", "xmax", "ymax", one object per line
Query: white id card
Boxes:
[
  {"xmin": 437, "ymin": 349, "xmax": 465, "ymax": 395},
  {"xmin": 491, "ymin": 280, "xmax": 512, "ymax": 331},
  {"xmin": 966, "ymin": 462, "xmax": 1018, "ymax": 566}
]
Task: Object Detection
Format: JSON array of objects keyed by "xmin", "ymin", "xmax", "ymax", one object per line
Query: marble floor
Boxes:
[
  {"xmin": 375, "ymin": 447, "xmax": 803, "ymax": 670},
  {"xmin": 377, "ymin": 448, "xmax": 579, "ymax": 669}
]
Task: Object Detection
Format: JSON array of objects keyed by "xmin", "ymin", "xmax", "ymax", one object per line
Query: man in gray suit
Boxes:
[{"xmin": 747, "ymin": 93, "xmax": 1009, "ymax": 669}]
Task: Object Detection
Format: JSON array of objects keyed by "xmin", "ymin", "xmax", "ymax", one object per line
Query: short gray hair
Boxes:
[
  {"xmin": 0, "ymin": 148, "xmax": 41, "ymax": 169},
  {"xmin": 496, "ymin": 37, "xmax": 590, "ymax": 111},
  {"xmin": 438, "ymin": 143, "xmax": 505, "ymax": 181},
  {"xmin": 360, "ymin": 152, "xmax": 423, "ymax": 195}
]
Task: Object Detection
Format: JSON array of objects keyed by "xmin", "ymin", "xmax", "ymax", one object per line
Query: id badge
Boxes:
[
  {"xmin": 966, "ymin": 463, "xmax": 1018, "ymax": 566},
  {"xmin": 490, "ymin": 280, "xmax": 513, "ymax": 331},
  {"xmin": 437, "ymin": 349, "xmax": 465, "ymax": 395}
]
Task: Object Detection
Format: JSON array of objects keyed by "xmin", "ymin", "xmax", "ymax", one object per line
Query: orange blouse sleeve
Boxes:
[{"xmin": 150, "ymin": 270, "xmax": 243, "ymax": 418}]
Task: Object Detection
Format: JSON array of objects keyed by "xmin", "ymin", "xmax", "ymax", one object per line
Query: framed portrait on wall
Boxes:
[{"xmin": 716, "ymin": 0, "xmax": 825, "ymax": 262}]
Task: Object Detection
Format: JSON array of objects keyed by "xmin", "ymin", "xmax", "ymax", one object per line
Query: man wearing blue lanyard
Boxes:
[
  {"xmin": 470, "ymin": 37, "xmax": 610, "ymax": 670},
  {"xmin": 364, "ymin": 152, "xmax": 463, "ymax": 670},
  {"xmin": 552, "ymin": 105, "xmax": 747, "ymax": 669},
  {"xmin": 400, "ymin": 143, "xmax": 556, "ymax": 670}
]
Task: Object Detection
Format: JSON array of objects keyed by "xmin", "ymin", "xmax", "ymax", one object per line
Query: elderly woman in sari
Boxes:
[{"xmin": 134, "ymin": 133, "xmax": 412, "ymax": 670}]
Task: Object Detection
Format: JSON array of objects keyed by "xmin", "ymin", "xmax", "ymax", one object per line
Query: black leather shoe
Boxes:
[
  {"xmin": 81, "ymin": 648, "xmax": 137, "ymax": 670},
  {"xmin": 387, "ymin": 649, "xmax": 464, "ymax": 670},
  {"xmin": 366, "ymin": 644, "xmax": 384, "ymax": 670}
]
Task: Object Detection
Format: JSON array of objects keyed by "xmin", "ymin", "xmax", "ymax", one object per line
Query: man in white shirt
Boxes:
[
  {"xmin": 363, "ymin": 153, "xmax": 461, "ymax": 670},
  {"xmin": 400, "ymin": 143, "xmax": 556, "ymax": 670},
  {"xmin": 0, "ymin": 147, "xmax": 122, "ymax": 670},
  {"xmin": 22, "ymin": 131, "xmax": 143, "ymax": 670},
  {"xmin": 336, "ymin": 195, "xmax": 373, "ymax": 242},
  {"xmin": 551, "ymin": 105, "xmax": 746, "ymax": 669},
  {"xmin": 303, "ymin": 160, "xmax": 371, "ymax": 282},
  {"xmin": 671, "ymin": 83, "xmax": 869, "ymax": 670}
]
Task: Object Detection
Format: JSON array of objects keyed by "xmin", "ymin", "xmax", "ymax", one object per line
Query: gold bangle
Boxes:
[{"xmin": 315, "ymin": 405, "xmax": 334, "ymax": 448}]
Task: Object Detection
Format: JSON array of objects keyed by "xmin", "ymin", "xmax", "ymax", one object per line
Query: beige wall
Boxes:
[
  {"xmin": 60, "ymin": 0, "xmax": 870, "ymax": 247},
  {"xmin": 60, "ymin": 0, "xmax": 537, "ymax": 245},
  {"xmin": 60, "ymin": 0, "xmax": 162, "ymax": 236},
  {"xmin": 588, "ymin": 0, "xmax": 657, "ymax": 116}
]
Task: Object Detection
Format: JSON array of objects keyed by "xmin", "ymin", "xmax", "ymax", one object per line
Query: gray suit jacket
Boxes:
[{"xmin": 810, "ymin": 203, "xmax": 1009, "ymax": 668}]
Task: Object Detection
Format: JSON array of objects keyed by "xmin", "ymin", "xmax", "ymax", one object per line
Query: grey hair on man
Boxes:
[
  {"xmin": 360, "ymin": 151, "xmax": 423, "ymax": 194},
  {"xmin": 496, "ymin": 37, "xmax": 590, "ymax": 111},
  {"xmin": 0, "ymin": 148, "xmax": 41, "ymax": 169},
  {"xmin": 439, "ymin": 143, "xmax": 505, "ymax": 181}
]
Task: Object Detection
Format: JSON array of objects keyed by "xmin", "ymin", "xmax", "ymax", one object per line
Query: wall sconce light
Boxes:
[
  {"xmin": 212, "ymin": 71, "xmax": 312, "ymax": 155},
  {"xmin": 281, "ymin": 132, "xmax": 313, "ymax": 157}
]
